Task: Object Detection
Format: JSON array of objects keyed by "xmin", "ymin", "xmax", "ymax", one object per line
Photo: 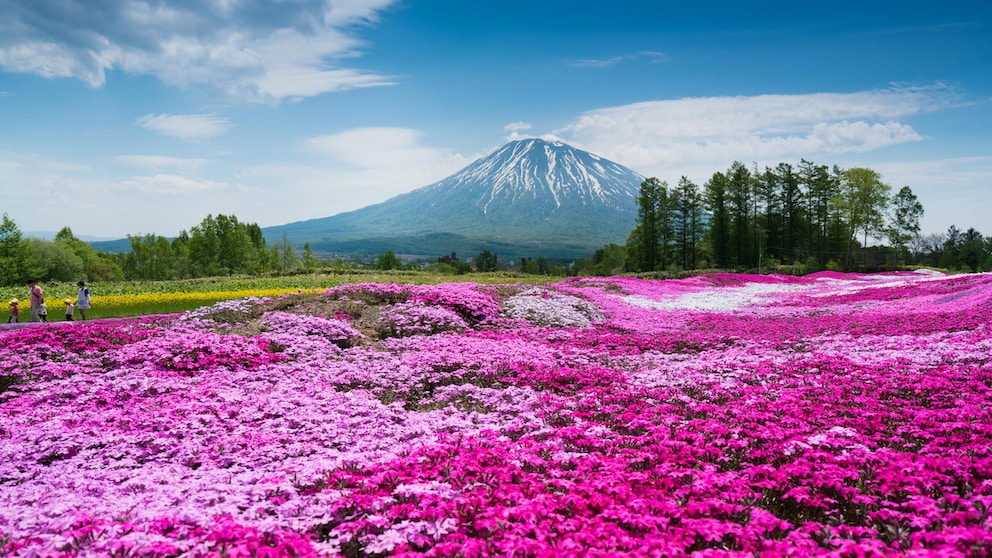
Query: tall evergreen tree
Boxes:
[
  {"xmin": 703, "ymin": 171, "xmax": 731, "ymax": 269},
  {"xmin": 628, "ymin": 177, "xmax": 671, "ymax": 272},
  {"xmin": 776, "ymin": 162, "xmax": 804, "ymax": 263},
  {"xmin": 939, "ymin": 226, "xmax": 963, "ymax": 269},
  {"xmin": 755, "ymin": 166, "xmax": 782, "ymax": 267},
  {"xmin": 800, "ymin": 159, "xmax": 837, "ymax": 266},
  {"xmin": 301, "ymin": 242, "xmax": 319, "ymax": 270},
  {"xmin": 674, "ymin": 176, "xmax": 704, "ymax": 270},
  {"xmin": 959, "ymin": 228, "xmax": 987, "ymax": 271},
  {"xmin": 637, "ymin": 177, "xmax": 661, "ymax": 271},
  {"xmin": 727, "ymin": 162, "xmax": 754, "ymax": 268}
]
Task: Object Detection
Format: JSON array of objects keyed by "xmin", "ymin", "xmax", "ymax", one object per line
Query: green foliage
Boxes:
[
  {"xmin": 574, "ymin": 243, "xmax": 626, "ymax": 276},
  {"xmin": 0, "ymin": 214, "xmax": 28, "ymax": 286},
  {"xmin": 112, "ymin": 214, "xmax": 278, "ymax": 281},
  {"xmin": 727, "ymin": 161, "xmax": 755, "ymax": 268},
  {"xmin": 673, "ymin": 176, "xmax": 704, "ymax": 270},
  {"xmin": 475, "ymin": 250, "xmax": 498, "ymax": 272},
  {"xmin": 888, "ymin": 186, "xmax": 924, "ymax": 263},
  {"xmin": 278, "ymin": 236, "xmax": 301, "ymax": 272},
  {"xmin": 835, "ymin": 167, "xmax": 892, "ymax": 270},
  {"xmin": 301, "ymin": 242, "xmax": 319, "ymax": 271},
  {"xmin": 690, "ymin": 159, "xmax": 917, "ymax": 272},
  {"xmin": 627, "ymin": 177, "xmax": 674, "ymax": 272},
  {"xmin": 25, "ymin": 238, "xmax": 84, "ymax": 282},
  {"xmin": 375, "ymin": 250, "xmax": 403, "ymax": 270},
  {"xmin": 703, "ymin": 171, "xmax": 731, "ymax": 269},
  {"xmin": 939, "ymin": 226, "xmax": 991, "ymax": 272}
]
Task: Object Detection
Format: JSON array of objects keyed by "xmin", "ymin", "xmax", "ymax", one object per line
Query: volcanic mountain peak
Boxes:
[
  {"xmin": 420, "ymin": 138, "xmax": 644, "ymax": 214},
  {"xmin": 262, "ymin": 138, "xmax": 648, "ymax": 259}
]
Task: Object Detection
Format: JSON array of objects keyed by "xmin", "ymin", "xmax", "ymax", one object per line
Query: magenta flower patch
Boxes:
[{"xmin": 1, "ymin": 270, "xmax": 991, "ymax": 556}]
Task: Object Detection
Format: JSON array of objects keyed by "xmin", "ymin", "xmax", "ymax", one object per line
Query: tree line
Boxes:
[
  {"xmin": 0, "ymin": 213, "xmax": 325, "ymax": 287},
  {"xmin": 0, "ymin": 211, "xmax": 564, "ymax": 287},
  {"xmin": 118, "ymin": 214, "xmax": 322, "ymax": 280},
  {"xmin": 574, "ymin": 159, "xmax": 991, "ymax": 275},
  {"xmin": 4, "ymin": 158, "xmax": 990, "ymax": 287}
]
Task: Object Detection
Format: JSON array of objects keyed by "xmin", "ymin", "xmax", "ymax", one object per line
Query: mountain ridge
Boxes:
[{"xmin": 263, "ymin": 138, "xmax": 645, "ymax": 260}]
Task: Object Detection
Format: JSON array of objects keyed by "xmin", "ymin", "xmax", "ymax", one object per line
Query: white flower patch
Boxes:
[
  {"xmin": 180, "ymin": 297, "xmax": 269, "ymax": 321},
  {"xmin": 394, "ymin": 480, "xmax": 459, "ymax": 500},
  {"xmin": 503, "ymin": 288, "xmax": 603, "ymax": 328},
  {"xmin": 784, "ymin": 426, "xmax": 870, "ymax": 456},
  {"xmin": 622, "ymin": 283, "xmax": 808, "ymax": 312}
]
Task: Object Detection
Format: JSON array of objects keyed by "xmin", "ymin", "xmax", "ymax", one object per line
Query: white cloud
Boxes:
[
  {"xmin": 136, "ymin": 113, "xmax": 230, "ymax": 140},
  {"xmin": 114, "ymin": 155, "xmax": 208, "ymax": 172},
  {"xmin": 566, "ymin": 51, "xmax": 669, "ymax": 68},
  {"xmin": 115, "ymin": 174, "xmax": 232, "ymax": 195},
  {"xmin": 306, "ymin": 127, "xmax": 468, "ymax": 170},
  {"xmin": 503, "ymin": 121, "xmax": 533, "ymax": 141},
  {"xmin": 556, "ymin": 85, "xmax": 955, "ymax": 175},
  {"xmin": 219, "ymin": 126, "xmax": 474, "ymax": 219},
  {"xmin": 0, "ymin": 0, "xmax": 400, "ymax": 101},
  {"xmin": 503, "ymin": 121, "xmax": 532, "ymax": 132}
]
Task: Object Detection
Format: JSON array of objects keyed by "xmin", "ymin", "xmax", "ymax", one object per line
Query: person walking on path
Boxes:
[
  {"xmin": 7, "ymin": 299, "xmax": 18, "ymax": 323},
  {"xmin": 27, "ymin": 280, "xmax": 44, "ymax": 322},
  {"xmin": 76, "ymin": 280, "xmax": 91, "ymax": 320}
]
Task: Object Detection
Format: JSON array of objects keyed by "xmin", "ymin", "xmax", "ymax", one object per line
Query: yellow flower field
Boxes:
[{"xmin": 0, "ymin": 271, "xmax": 550, "ymax": 320}]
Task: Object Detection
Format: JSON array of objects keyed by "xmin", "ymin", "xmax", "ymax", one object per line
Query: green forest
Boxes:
[
  {"xmin": 0, "ymin": 214, "xmax": 324, "ymax": 288},
  {"xmin": 1, "ymin": 159, "xmax": 990, "ymax": 288},
  {"xmin": 583, "ymin": 159, "xmax": 991, "ymax": 276}
]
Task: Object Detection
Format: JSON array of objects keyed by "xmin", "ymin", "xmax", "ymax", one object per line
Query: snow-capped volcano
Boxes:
[
  {"xmin": 263, "ymin": 138, "xmax": 647, "ymax": 259},
  {"xmin": 417, "ymin": 138, "xmax": 644, "ymax": 215}
]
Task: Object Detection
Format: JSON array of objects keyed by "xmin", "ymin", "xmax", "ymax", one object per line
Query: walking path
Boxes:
[{"xmin": 0, "ymin": 314, "xmax": 179, "ymax": 332}]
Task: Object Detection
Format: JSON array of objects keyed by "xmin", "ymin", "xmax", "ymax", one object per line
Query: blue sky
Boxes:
[{"xmin": 1, "ymin": 0, "xmax": 990, "ymax": 241}]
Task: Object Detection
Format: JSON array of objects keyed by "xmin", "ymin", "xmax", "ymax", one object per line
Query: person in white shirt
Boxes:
[{"xmin": 76, "ymin": 281, "xmax": 91, "ymax": 321}]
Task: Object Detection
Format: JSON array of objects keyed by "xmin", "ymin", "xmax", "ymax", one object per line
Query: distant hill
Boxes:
[
  {"xmin": 88, "ymin": 238, "xmax": 133, "ymax": 253},
  {"xmin": 25, "ymin": 231, "xmax": 119, "ymax": 243},
  {"xmin": 263, "ymin": 138, "xmax": 645, "ymax": 260}
]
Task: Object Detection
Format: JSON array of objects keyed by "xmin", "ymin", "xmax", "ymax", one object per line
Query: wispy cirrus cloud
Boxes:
[
  {"xmin": 0, "ymin": 0, "xmax": 400, "ymax": 102},
  {"xmin": 115, "ymin": 174, "xmax": 231, "ymax": 195},
  {"xmin": 114, "ymin": 154, "xmax": 209, "ymax": 172},
  {"xmin": 136, "ymin": 113, "xmax": 230, "ymax": 140},
  {"xmin": 566, "ymin": 51, "xmax": 668, "ymax": 68}
]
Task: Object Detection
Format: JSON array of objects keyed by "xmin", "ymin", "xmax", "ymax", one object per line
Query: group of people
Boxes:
[{"xmin": 7, "ymin": 280, "xmax": 91, "ymax": 323}]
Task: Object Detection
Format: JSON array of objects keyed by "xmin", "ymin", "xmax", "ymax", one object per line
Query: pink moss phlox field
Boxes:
[{"xmin": 2, "ymin": 273, "xmax": 992, "ymax": 556}]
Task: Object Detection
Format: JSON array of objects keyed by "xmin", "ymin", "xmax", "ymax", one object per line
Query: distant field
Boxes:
[{"xmin": 0, "ymin": 270, "xmax": 555, "ymax": 319}]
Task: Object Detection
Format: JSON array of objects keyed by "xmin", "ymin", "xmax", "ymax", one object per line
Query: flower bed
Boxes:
[{"xmin": 1, "ymin": 272, "xmax": 991, "ymax": 556}]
